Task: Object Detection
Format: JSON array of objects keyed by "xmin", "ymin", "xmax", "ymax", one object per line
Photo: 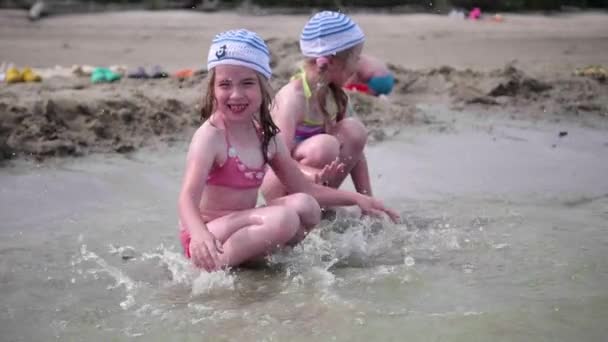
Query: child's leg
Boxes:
[
  {"xmin": 267, "ymin": 193, "xmax": 322, "ymax": 245},
  {"xmin": 292, "ymin": 133, "xmax": 341, "ymax": 173},
  {"xmin": 261, "ymin": 121, "xmax": 367, "ymax": 201},
  {"xmin": 329, "ymin": 117, "xmax": 368, "ymax": 188},
  {"xmin": 261, "ymin": 134, "xmax": 340, "ymax": 201},
  {"xmin": 287, "ymin": 119, "xmax": 368, "ymax": 189},
  {"xmin": 202, "ymin": 205, "xmax": 301, "ymax": 267}
]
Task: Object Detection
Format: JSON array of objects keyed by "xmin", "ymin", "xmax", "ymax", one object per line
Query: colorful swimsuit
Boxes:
[
  {"xmin": 292, "ymin": 69, "xmax": 341, "ymax": 143},
  {"xmin": 206, "ymin": 127, "xmax": 267, "ymax": 189},
  {"xmin": 180, "ymin": 124, "xmax": 268, "ymax": 258}
]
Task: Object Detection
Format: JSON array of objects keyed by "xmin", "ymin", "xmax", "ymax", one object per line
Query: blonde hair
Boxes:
[
  {"xmin": 200, "ymin": 69, "xmax": 279, "ymax": 163},
  {"xmin": 305, "ymin": 45, "xmax": 360, "ymax": 131}
]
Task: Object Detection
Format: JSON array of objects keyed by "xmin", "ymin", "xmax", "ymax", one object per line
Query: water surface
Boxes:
[{"xmin": 1, "ymin": 111, "xmax": 607, "ymax": 341}]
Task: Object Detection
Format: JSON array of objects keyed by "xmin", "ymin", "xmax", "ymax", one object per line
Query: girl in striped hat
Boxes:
[
  {"xmin": 261, "ymin": 11, "xmax": 373, "ymax": 202},
  {"xmin": 178, "ymin": 29, "xmax": 399, "ymax": 272}
]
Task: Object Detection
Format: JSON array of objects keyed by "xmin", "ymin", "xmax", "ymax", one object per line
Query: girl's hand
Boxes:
[
  {"xmin": 315, "ymin": 159, "xmax": 345, "ymax": 186},
  {"xmin": 356, "ymin": 195, "xmax": 401, "ymax": 224},
  {"xmin": 189, "ymin": 228, "xmax": 224, "ymax": 272}
]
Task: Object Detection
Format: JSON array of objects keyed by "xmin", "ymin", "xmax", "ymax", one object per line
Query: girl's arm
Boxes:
[
  {"xmin": 343, "ymin": 94, "xmax": 373, "ymax": 196},
  {"xmin": 271, "ymin": 84, "xmax": 302, "ymax": 152},
  {"xmin": 269, "ymin": 136, "xmax": 399, "ymax": 222},
  {"xmin": 178, "ymin": 126, "xmax": 223, "ymax": 271},
  {"xmin": 350, "ymin": 153, "xmax": 373, "ymax": 196}
]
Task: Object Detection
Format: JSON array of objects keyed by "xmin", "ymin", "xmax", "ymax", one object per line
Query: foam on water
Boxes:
[{"xmin": 66, "ymin": 213, "xmax": 452, "ymax": 327}]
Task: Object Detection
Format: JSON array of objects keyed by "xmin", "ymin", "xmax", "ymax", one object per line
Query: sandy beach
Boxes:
[
  {"xmin": 2, "ymin": 9, "xmax": 608, "ymax": 341},
  {"xmin": 0, "ymin": 10, "xmax": 607, "ymax": 161}
]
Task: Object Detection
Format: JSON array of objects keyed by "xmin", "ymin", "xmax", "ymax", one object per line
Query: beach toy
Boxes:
[
  {"xmin": 468, "ymin": 7, "xmax": 482, "ymax": 20},
  {"xmin": 174, "ymin": 68, "xmax": 194, "ymax": 79},
  {"xmin": 105, "ymin": 68, "xmax": 122, "ymax": 82},
  {"xmin": 150, "ymin": 65, "xmax": 168, "ymax": 78},
  {"xmin": 22, "ymin": 67, "xmax": 42, "ymax": 82},
  {"xmin": 448, "ymin": 9, "xmax": 466, "ymax": 20},
  {"xmin": 492, "ymin": 14, "xmax": 504, "ymax": 23},
  {"xmin": 127, "ymin": 66, "xmax": 149, "ymax": 79},
  {"xmin": 91, "ymin": 68, "xmax": 105, "ymax": 83},
  {"xmin": 91, "ymin": 67, "xmax": 122, "ymax": 83},
  {"xmin": 344, "ymin": 83, "xmax": 371, "ymax": 94},
  {"xmin": 5, "ymin": 67, "xmax": 23, "ymax": 83}
]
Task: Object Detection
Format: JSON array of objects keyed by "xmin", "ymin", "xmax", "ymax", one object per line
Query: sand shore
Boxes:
[{"xmin": 1, "ymin": 10, "xmax": 607, "ymax": 161}]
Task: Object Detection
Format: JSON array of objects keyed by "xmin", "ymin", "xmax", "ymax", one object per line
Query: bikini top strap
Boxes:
[
  {"xmin": 291, "ymin": 67, "xmax": 314, "ymax": 119},
  {"xmin": 292, "ymin": 67, "xmax": 313, "ymax": 99},
  {"xmin": 220, "ymin": 117, "xmax": 233, "ymax": 154},
  {"xmin": 300, "ymin": 68, "xmax": 313, "ymax": 99}
]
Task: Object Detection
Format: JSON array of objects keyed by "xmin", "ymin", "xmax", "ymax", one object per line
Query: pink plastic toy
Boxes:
[{"xmin": 469, "ymin": 7, "xmax": 482, "ymax": 20}]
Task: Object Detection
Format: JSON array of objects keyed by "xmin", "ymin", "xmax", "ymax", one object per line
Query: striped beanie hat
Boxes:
[
  {"xmin": 300, "ymin": 11, "xmax": 365, "ymax": 58},
  {"xmin": 207, "ymin": 29, "xmax": 272, "ymax": 79}
]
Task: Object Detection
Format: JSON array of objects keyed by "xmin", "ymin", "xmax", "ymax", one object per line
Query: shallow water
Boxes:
[{"xmin": 1, "ymin": 111, "xmax": 608, "ymax": 341}]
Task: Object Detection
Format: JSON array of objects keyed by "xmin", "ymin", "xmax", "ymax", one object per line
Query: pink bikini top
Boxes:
[{"xmin": 206, "ymin": 127, "xmax": 268, "ymax": 189}]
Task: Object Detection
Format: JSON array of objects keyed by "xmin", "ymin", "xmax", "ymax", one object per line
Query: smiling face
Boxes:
[{"xmin": 213, "ymin": 64, "xmax": 263, "ymax": 122}]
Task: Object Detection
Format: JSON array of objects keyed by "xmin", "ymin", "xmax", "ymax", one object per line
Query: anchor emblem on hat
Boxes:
[{"xmin": 215, "ymin": 45, "xmax": 227, "ymax": 59}]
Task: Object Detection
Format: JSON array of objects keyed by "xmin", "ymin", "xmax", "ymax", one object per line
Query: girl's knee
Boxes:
[
  {"xmin": 299, "ymin": 135, "xmax": 340, "ymax": 167},
  {"xmin": 270, "ymin": 207, "xmax": 301, "ymax": 243},
  {"xmin": 288, "ymin": 193, "xmax": 321, "ymax": 227},
  {"xmin": 337, "ymin": 118, "xmax": 368, "ymax": 151}
]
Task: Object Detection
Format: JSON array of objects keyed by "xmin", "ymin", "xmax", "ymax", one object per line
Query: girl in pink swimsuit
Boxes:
[
  {"xmin": 261, "ymin": 11, "xmax": 374, "ymax": 202},
  {"xmin": 178, "ymin": 29, "xmax": 399, "ymax": 272}
]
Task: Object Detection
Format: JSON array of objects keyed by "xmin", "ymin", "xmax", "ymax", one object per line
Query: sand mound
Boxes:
[
  {"xmin": 1, "ymin": 38, "xmax": 606, "ymax": 162},
  {"xmin": 386, "ymin": 60, "xmax": 607, "ymax": 117},
  {"xmin": 0, "ymin": 76, "xmax": 203, "ymax": 160}
]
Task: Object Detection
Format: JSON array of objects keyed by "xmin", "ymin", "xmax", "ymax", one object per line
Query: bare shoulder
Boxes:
[
  {"xmin": 188, "ymin": 121, "xmax": 225, "ymax": 156},
  {"xmin": 273, "ymin": 80, "xmax": 306, "ymax": 119},
  {"xmin": 275, "ymin": 79, "xmax": 304, "ymax": 103}
]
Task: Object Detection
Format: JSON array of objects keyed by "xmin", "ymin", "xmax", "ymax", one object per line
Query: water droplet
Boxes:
[
  {"xmin": 228, "ymin": 147, "xmax": 237, "ymax": 157},
  {"xmin": 404, "ymin": 256, "xmax": 415, "ymax": 267}
]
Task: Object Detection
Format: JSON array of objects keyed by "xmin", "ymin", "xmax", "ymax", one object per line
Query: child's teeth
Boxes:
[{"xmin": 231, "ymin": 104, "xmax": 246, "ymax": 111}]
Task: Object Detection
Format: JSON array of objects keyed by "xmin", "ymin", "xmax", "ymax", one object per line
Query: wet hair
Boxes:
[
  {"xmin": 304, "ymin": 44, "xmax": 361, "ymax": 131},
  {"xmin": 200, "ymin": 69, "xmax": 279, "ymax": 163}
]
